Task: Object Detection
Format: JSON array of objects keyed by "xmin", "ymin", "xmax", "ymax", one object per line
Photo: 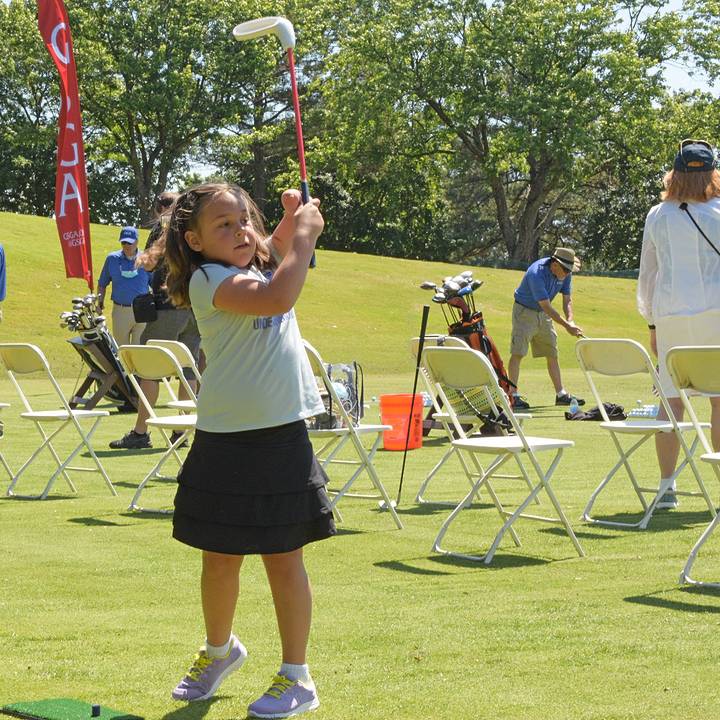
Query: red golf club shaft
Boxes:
[{"xmin": 287, "ymin": 48, "xmax": 315, "ymax": 268}]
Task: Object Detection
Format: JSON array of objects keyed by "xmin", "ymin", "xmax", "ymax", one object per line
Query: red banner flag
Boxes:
[{"xmin": 37, "ymin": 0, "xmax": 93, "ymax": 291}]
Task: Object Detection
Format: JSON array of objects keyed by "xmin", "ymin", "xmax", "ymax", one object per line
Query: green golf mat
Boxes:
[{"xmin": 0, "ymin": 699, "xmax": 143, "ymax": 720}]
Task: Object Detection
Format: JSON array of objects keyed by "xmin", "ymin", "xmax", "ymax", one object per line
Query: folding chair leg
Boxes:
[
  {"xmin": 433, "ymin": 453, "xmax": 522, "ymax": 562},
  {"xmin": 37, "ymin": 417, "xmax": 114, "ymax": 500},
  {"xmin": 7, "ymin": 422, "xmax": 77, "ymax": 499},
  {"xmin": 680, "ymin": 512, "xmax": 720, "ymax": 587},
  {"xmin": 582, "ymin": 434, "xmax": 654, "ymax": 528},
  {"xmin": 0, "ymin": 450, "xmax": 13, "ymax": 481},
  {"xmin": 129, "ymin": 431, "xmax": 190, "ymax": 513},
  {"xmin": 416, "ymin": 445, "xmax": 477, "ymax": 507}
]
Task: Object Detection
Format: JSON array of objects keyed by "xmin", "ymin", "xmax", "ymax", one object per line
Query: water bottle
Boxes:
[{"xmin": 569, "ymin": 397, "xmax": 579, "ymax": 415}]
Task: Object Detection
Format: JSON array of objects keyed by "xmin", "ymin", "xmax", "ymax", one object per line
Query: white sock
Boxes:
[
  {"xmin": 660, "ymin": 478, "xmax": 676, "ymax": 493},
  {"xmin": 206, "ymin": 635, "xmax": 233, "ymax": 658},
  {"xmin": 558, "ymin": 388, "xmax": 568, "ymax": 397},
  {"xmin": 280, "ymin": 662, "xmax": 310, "ymax": 683}
]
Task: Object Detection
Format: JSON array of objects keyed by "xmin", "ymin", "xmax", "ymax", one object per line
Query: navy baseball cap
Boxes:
[
  {"xmin": 119, "ymin": 226, "xmax": 139, "ymax": 243},
  {"xmin": 674, "ymin": 139, "xmax": 716, "ymax": 173}
]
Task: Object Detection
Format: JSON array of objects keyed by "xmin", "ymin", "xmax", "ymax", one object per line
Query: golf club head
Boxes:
[
  {"xmin": 457, "ymin": 285, "xmax": 473, "ymax": 297},
  {"xmin": 71, "ymin": 297, "xmax": 83, "ymax": 304},
  {"xmin": 233, "ymin": 16, "xmax": 296, "ymax": 50},
  {"xmin": 419, "ymin": 281, "xmax": 437, "ymax": 290},
  {"xmin": 432, "ymin": 293, "xmax": 447, "ymax": 304},
  {"xmin": 444, "ymin": 280, "xmax": 460, "ymax": 292},
  {"xmin": 461, "ymin": 270, "xmax": 473, "ymax": 278},
  {"xmin": 470, "ymin": 279, "xmax": 483, "ymax": 291}
]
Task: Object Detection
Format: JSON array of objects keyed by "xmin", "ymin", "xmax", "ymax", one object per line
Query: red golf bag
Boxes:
[
  {"xmin": 422, "ymin": 311, "xmax": 516, "ymax": 437},
  {"xmin": 447, "ymin": 311, "xmax": 516, "ymax": 401}
]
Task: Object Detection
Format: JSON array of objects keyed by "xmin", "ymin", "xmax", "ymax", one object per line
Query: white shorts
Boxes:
[{"xmin": 656, "ymin": 309, "xmax": 720, "ymax": 398}]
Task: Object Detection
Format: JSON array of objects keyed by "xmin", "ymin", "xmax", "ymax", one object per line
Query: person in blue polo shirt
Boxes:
[
  {"xmin": 508, "ymin": 247, "xmax": 585, "ymax": 410},
  {"xmin": 97, "ymin": 226, "xmax": 152, "ymax": 346}
]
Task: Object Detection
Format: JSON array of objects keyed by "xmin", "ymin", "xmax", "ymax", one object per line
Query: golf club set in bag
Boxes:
[
  {"xmin": 59, "ymin": 294, "xmax": 137, "ymax": 411},
  {"xmin": 420, "ymin": 271, "xmax": 517, "ymax": 425}
]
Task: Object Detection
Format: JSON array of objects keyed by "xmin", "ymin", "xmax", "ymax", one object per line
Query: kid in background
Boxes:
[{"xmin": 164, "ymin": 182, "xmax": 334, "ymax": 718}]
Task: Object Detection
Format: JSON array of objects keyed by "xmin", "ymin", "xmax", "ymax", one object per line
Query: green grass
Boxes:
[{"xmin": 2, "ymin": 212, "xmax": 720, "ymax": 719}]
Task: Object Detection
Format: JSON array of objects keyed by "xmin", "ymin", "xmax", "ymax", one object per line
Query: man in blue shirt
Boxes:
[
  {"xmin": 0, "ymin": 244, "xmax": 6, "ymax": 323},
  {"xmin": 509, "ymin": 247, "xmax": 584, "ymax": 409},
  {"xmin": 97, "ymin": 227, "xmax": 151, "ymax": 346}
]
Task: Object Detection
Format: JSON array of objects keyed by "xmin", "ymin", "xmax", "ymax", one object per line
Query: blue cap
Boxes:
[{"xmin": 119, "ymin": 226, "xmax": 139, "ymax": 243}]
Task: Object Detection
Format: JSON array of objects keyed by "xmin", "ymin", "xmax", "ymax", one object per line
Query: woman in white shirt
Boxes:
[{"xmin": 637, "ymin": 139, "xmax": 720, "ymax": 508}]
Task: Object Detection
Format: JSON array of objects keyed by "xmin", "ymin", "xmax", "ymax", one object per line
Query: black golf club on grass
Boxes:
[{"xmin": 380, "ymin": 304, "xmax": 430, "ymax": 510}]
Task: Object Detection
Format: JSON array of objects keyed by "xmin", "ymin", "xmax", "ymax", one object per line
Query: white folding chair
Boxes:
[
  {"xmin": 423, "ymin": 346, "xmax": 584, "ymax": 564},
  {"xmin": 412, "ymin": 335, "xmax": 533, "ymax": 506},
  {"xmin": 0, "ymin": 343, "xmax": 115, "ymax": 499},
  {"xmin": 304, "ymin": 340, "xmax": 402, "ymax": 529},
  {"xmin": 576, "ymin": 338, "xmax": 714, "ymax": 529},
  {"xmin": 147, "ymin": 339, "xmax": 201, "ymax": 412},
  {"xmin": 118, "ymin": 345, "xmax": 197, "ymax": 513},
  {"xmin": 0, "ymin": 402, "xmax": 14, "ymax": 481},
  {"xmin": 666, "ymin": 346, "xmax": 720, "ymax": 586}
]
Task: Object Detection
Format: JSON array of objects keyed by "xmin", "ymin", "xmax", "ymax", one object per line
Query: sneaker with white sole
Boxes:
[
  {"xmin": 656, "ymin": 491, "xmax": 679, "ymax": 510},
  {"xmin": 247, "ymin": 674, "xmax": 320, "ymax": 718},
  {"xmin": 171, "ymin": 635, "xmax": 247, "ymax": 702}
]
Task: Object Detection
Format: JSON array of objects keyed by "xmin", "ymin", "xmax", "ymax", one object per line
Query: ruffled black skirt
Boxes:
[{"xmin": 173, "ymin": 420, "xmax": 336, "ymax": 555}]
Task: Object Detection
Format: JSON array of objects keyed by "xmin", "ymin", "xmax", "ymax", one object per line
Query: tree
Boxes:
[
  {"xmin": 68, "ymin": 0, "xmax": 266, "ymax": 222},
  {"xmin": 320, "ymin": 0, "xmax": 680, "ymax": 263},
  {"xmin": 0, "ymin": 0, "xmax": 58, "ymax": 216}
]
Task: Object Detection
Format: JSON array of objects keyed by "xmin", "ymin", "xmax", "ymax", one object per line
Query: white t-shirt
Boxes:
[
  {"xmin": 189, "ymin": 263, "xmax": 325, "ymax": 432},
  {"xmin": 638, "ymin": 198, "xmax": 720, "ymax": 324}
]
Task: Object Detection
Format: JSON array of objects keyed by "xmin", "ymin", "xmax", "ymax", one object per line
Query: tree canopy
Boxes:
[{"xmin": 1, "ymin": 0, "xmax": 718, "ymax": 269}]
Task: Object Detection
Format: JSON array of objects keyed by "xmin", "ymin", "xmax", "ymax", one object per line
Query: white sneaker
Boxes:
[{"xmin": 656, "ymin": 491, "xmax": 679, "ymax": 510}]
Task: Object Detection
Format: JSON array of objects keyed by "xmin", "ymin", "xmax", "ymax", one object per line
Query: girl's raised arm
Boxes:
[{"xmin": 214, "ymin": 199, "xmax": 323, "ymax": 317}]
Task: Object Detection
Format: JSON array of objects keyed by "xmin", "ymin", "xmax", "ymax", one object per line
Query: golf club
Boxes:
[
  {"xmin": 393, "ymin": 304, "xmax": 430, "ymax": 507},
  {"xmin": 233, "ymin": 15, "xmax": 315, "ymax": 268}
]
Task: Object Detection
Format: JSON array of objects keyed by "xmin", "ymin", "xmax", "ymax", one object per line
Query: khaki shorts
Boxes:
[{"xmin": 510, "ymin": 302, "xmax": 558, "ymax": 359}]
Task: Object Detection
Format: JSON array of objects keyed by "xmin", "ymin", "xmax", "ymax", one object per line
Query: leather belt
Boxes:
[
  {"xmin": 514, "ymin": 300, "xmax": 540, "ymax": 311},
  {"xmin": 114, "ymin": 303, "xmax": 132, "ymax": 307}
]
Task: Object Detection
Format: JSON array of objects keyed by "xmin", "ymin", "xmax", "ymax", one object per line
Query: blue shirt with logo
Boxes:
[
  {"xmin": 514, "ymin": 257, "xmax": 572, "ymax": 311},
  {"xmin": 98, "ymin": 249, "xmax": 151, "ymax": 305}
]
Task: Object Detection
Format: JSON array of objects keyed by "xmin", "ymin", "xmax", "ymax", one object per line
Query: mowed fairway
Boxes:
[{"xmin": 1, "ymin": 212, "xmax": 719, "ymax": 719}]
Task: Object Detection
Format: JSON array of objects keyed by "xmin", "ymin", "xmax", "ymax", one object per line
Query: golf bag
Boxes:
[
  {"xmin": 422, "ymin": 312, "xmax": 516, "ymax": 437},
  {"xmin": 448, "ymin": 311, "xmax": 516, "ymax": 400},
  {"xmin": 307, "ymin": 361, "xmax": 364, "ymax": 430},
  {"xmin": 67, "ymin": 328, "xmax": 138, "ymax": 411}
]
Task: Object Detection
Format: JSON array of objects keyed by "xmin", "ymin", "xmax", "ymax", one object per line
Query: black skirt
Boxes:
[{"xmin": 173, "ymin": 420, "xmax": 336, "ymax": 555}]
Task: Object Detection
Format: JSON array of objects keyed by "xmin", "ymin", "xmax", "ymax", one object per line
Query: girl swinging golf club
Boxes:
[{"xmin": 163, "ymin": 182, "xmax": 333, "ymax": 718}]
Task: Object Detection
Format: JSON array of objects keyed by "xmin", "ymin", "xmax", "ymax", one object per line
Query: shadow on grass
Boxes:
[
  {"xmin": 391, "ymin": 501, "xmax": 494, "ymax": 517},
  {"xmin": 118, "ymin": 510, "xmax": 173, "ymax": 521},
  {"xmin": 579, "ymin": 509, "xmax": 711, "ymax": 532},
  {"xmin": 68, "ymin": 515, "xmax": 133, "ymax": 527},
  {"xmin": 374, "ymin": 559, "xmax": 453, "ymax": 576},
  {"xmin": 375, "ymin": 552, "xmax": 549, "ymax": 575},
  {"xmin": 416, "ymin": 436, "xmax": 451, "ymax": 447},
  {"xmin": 334, "ymin": 527, "xmax": 365, "ymax": 536},
  {"xmin": 160, "ymin": 696, "xmax": 224, "ymax": 720},
  {"xmin": 82, "ymin": 448, "xmax": 173, "ymax": 459},
  {"xmin": 1, "ymin": 494, "xmax": 75, "ymax": 502},
  {"xmin": 429, "ymin": 552, "xmax": 551, "ymax": 570},
  {"xmin": 625, "ymin": 586, "xmax": 720, "ymax": 614},
  {"xmin": 540, "ymin": 526, "xmax": 625, "ymax": 541}
]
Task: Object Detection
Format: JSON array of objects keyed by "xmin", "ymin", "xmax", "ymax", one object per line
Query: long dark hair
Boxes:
[{"xmin": 164, "ymin": 183, "xmax": 272, "ymax": 308}]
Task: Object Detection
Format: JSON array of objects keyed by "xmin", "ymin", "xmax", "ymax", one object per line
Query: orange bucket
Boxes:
[{"xmin": 379, "ymin": 394, "xmax": 424, "ymax": 451}]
